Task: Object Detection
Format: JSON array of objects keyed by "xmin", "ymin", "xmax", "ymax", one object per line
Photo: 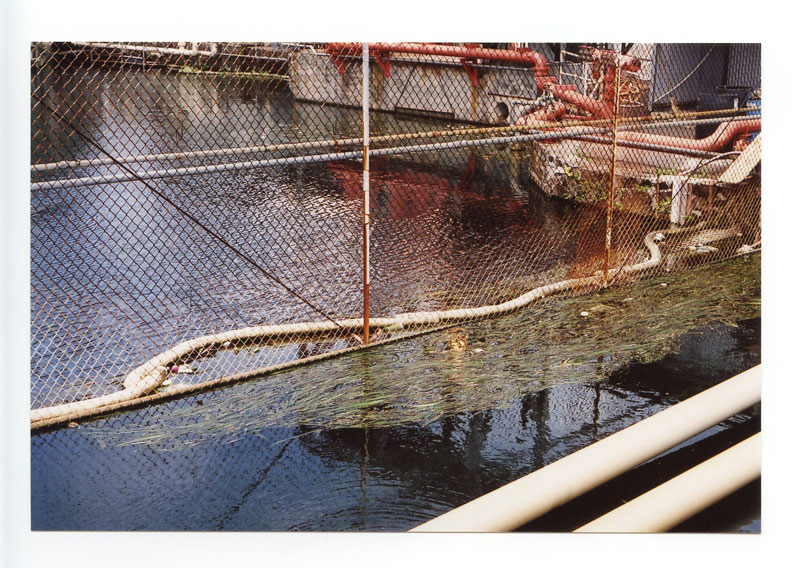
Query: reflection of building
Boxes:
[
  {"xmin": 327, "ymin": 160, "xmax": 451, "ymax": 221},
  {"xmin": 326, "ymin": 156, "xmax": 550, "ymax": 313},
  {"xmin": 31, "ymin": 65, "xmax": 105, "ymax": 165}
]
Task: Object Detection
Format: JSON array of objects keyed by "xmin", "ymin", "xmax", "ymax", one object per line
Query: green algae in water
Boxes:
[{"xmin": 84, "ymin": 254, "xmax": 760, "ymax": 449}]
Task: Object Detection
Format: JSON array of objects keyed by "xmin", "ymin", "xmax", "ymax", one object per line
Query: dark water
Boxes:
[
  {"xmin": 30, "ymin": 65, "xmax": 760, "ymax": 532},
  {"xmin": 30, "ymin": 65, "xmax": 659, "ymax": 408},
  {"xmin": 30, "ymin": 316, "xmax": 760, "ymax": 532}
]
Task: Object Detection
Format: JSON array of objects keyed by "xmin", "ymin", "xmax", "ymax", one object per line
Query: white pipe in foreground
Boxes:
[
  {"xmin": 575, "ymin": 433, "xmax": 761, "ymax": 533},
  {"xmin": 410, "ymin": 365, "xmax": 761, "ymax": 532},
  {"xmin": 31, "ymin": 116, "xmax": 759, "ymax": 191}
]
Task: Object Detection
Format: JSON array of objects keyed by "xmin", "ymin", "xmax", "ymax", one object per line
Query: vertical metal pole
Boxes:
[
  {"xmin": 603, "ymin": 54, "xmax": 623, "ymax": 286},
  {"xmin": 648, "ymin": 44, "xmax": 658, "ymax": 115},
  {"xmin": 362, "ymin": 43, "xmax": 371, "ymax": 344}
]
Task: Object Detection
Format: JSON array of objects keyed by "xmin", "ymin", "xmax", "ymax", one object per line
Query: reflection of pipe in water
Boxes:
[
  {"xmin": 527, "ymin": 388, "xmax": 552, "ymax": 471},
  {"xmin": 359, "ymin": 348, "xmax": 372, "ymax": 527}
]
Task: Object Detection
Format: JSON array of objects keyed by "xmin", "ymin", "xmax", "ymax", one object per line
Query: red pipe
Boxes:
[
  {"xmin": 551, "ymin": 86, "xmax": 615, "ymax": 119},
  {"xmin": 326, "ymin": 43, "xmax": 644, "ymax": 122},
  {"xmin": 326, "ymin": 43, "xmax": 759, "ymax": 154},
  {"xmin": 616, "ymin": 119, "xmax": 761, "ymax": 153},
  {"xmin": 514, "ymin": 102, "xmax": 567, "ymax": 127},
  {"xmin": 326, "ymin": 42, "xmax": 551, "ymax": 75},
  {"xmin": 546, "ymin": 50, "xmax": 641, "ymax": 119}
]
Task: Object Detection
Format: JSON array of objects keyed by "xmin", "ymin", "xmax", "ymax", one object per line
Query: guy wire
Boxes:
[{"xmin": 32, "ymin": 93, "xmax": 347, "ymax": 332}]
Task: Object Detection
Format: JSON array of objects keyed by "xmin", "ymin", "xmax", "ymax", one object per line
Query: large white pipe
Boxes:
[
  {"xmin": 30, "ymin": 139, "xmax": 366, "ymax": 173},
  {"xmin": 575, "ymin": 433, "xmax": 761, "ymax": 533},
  {"xmin": 410, "ymin": 365, "xmax": 761, "ymax": 532},
  {"xmin": 26, "ymin": 126, "xmax": 665, "ymax": 191}
]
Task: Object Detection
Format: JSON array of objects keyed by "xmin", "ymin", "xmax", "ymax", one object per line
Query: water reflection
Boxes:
[
  {"xmin": 30, "ymin": 318, "xmax": 759, "ymax": 531},
  {"xmin": 32, "ymin": 65, "xmax": 642, "ymax": 408}
]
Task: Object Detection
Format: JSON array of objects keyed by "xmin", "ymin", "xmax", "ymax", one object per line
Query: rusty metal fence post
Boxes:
[
  {"xmin": 362, "ymin": 42, "xmax": 371, "ymax": 345},
  {"xmin": 604, "ymin": 52, "xmax": 623, "ymax": 286}
]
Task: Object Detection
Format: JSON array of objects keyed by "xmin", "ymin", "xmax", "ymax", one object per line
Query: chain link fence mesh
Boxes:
[{"xmin": 30, "ymin": 42, "xmax": 761, "ymax": 429}]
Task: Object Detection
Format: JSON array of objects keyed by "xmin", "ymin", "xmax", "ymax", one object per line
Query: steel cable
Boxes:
[{"xmin": 32, "ymin": 92, "xmax": 347, "ymax": 333}]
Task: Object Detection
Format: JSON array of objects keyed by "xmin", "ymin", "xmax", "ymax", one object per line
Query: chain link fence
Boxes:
[{"xmin": 30, "ymin": 42, "xmax": 761, "ymax": 429}]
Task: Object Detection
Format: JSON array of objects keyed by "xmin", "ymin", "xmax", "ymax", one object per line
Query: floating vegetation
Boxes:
[{"xmin": 83, "ymin": 254, "xmax": 760, "ymax": 450}]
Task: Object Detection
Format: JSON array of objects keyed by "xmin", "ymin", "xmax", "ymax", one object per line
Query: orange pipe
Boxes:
[
  {"xmin": 616, "ymin": 118, "xmax": 761, "ymax": 153},
  {"xmin": 551, "ymin": 86, "xmax": 615, "ymax": 119},
  {"xmin": 514, "ymin": 102, "xmax": 567, "ymax": 127},
  {"xmin": 326, "ymin": 42, "xmax": 551, "ymax": 74}
]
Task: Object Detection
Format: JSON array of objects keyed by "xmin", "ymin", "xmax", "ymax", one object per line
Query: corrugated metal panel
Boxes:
[
  {"xmin": 651, "ymin": 44, "xmax": 727, "ymax": 106},
  {"xmin": 727, "ymin": 44, "xmax": 761, "ymax": 89}
]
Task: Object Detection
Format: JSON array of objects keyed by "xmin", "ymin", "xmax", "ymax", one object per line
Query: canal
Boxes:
[
  {"xmin": 30, "ymin": 65, "xmax": 760, "ymax": 531},
  {"xmin": 31, "ymin": 66, "xmax": 660, "ymax": 409},
  {"xmin": 31, "ymin": 255, "xmax": 760, "ymax": 531}
]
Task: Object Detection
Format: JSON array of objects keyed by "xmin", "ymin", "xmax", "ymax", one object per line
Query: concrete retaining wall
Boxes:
[{"xmin": 289, "ymin": 50, "xmax": 539, "ymax": 125}]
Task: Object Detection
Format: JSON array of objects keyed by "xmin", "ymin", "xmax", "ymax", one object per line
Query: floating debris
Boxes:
[
  {"xmin": 689, "ymin": 245, "xmax": 719, "ymax": 255},
  {"xmin": 83, "ymin": 254, "xmax": 760, "ymax": 449},
  {"xmin": 446, "ymin": 328, "xmax": 469, "ymax": 352}
]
